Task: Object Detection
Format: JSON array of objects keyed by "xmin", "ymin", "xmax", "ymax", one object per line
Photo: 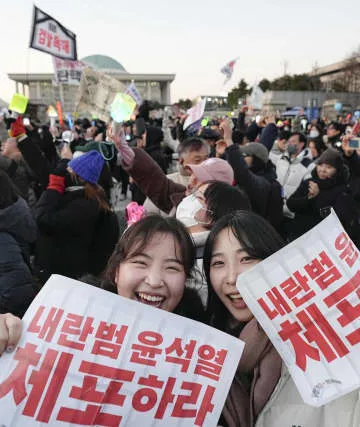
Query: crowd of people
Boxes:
[{"xmin": 0, "ymin": 101, "xmax": 359, "ymax": 426}]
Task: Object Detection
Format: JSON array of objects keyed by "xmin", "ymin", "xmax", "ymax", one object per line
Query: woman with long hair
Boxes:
[
  {"xmin": 203, "ymin": 210, "xmax": 359, "ymax": 427},
  {"xmin": 0, "ymin": 215, "xmax": 203, "ymax": 348}
]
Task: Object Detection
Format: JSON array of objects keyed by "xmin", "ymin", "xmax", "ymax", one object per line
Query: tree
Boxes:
[
  {"xmin": 259, "ymin": 78, "xmax": 271, "ymax": 92},
  {"xmin": 265, "ymin": 73, "xmax": 321, "ymax": 91},
  {"xmin": 340, "ymin": 46, "xmax": 360, "ymax": 92},
  {"xmin": 227, "ymin": 79, "xmax": 250, "ymax": 109},
  {"xmin": 177, "ymin": 98, "xmax": 192, "ymax": 110}
]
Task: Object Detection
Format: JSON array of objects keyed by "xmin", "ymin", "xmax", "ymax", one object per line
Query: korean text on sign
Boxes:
[
  {"xmin": 0, "ymin": 276, "xmax": 244, "ymax": 426},
  {"xmin": 237, "ymin": 210, "xmax": 360, "ymax": 407}
]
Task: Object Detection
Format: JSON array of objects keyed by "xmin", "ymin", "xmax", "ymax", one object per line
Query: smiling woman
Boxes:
[
  {"xmin": 102, "ymin": 214, "xmax": 205, "ymax": 320},
  {"xmin": 203, "ymin": 210, "xmax": 285, "ymax": 427}
]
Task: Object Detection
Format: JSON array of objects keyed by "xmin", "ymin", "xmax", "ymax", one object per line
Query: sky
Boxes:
[{"xmin": 0, "ymin": 0, "xmax": 359, "ymax": 104}]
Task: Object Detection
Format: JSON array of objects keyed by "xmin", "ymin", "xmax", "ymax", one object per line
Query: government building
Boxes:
[{"xmin": 8, "ymin": 54, "xmax": 175, "ymax": 114}]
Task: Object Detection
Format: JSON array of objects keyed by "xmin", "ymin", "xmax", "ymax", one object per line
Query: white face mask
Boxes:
[
  {"xmin": 309, "ymin": 130, "xmax": 320, "ymax": 138},
  {"xmin": 176, "ymin": 194, "xmax": 204, "ymax": 227}
]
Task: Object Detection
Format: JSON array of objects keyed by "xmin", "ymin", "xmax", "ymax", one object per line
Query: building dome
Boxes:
[{"xmin": 81, "ymin": 55, "xmax": 127, "ymax": 72}]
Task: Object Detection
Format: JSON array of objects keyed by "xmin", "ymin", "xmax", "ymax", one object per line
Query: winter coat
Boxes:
[
  {"xmin": 225, "ymin": 145, "xmax": 283, "ymax": 231},
  {"xmin": 259, "ymin": 123, "xmax": 277, "ymax": 152},
  {"xmin": 124, "ymin": 147, "xmax": 186, "ymax": 215},
  {"xmin": 143, "ymin": 171, "xmax": 190, "ymax": 217},
  {"xmin": 286, "ymin": 167, "xmax": 355, "ymax": 238},
  {"xmin": 256, "ymin": 365, "xmax": 360, "ymax": 427},
  {"xmin": 269, "ymin": 142, "xmax": 285, "ymax": 167},
  {"xmin": 0, "ymin": 198, "xmax": 38, "ymax": 317},
  {"xmin": 276, "ymin": 148, "xmax": 313, "ymax": 217},
  {"xmin": 0, "ymin": 154, "xmax": 35, "ymax": 202},
  {"xmin": 18, "ymin": 135, "xmax": 113, "ymax": 199},
  {"xmin": 221, "ymin": 319, "xmax": 282, "ymax": 427},
  {"xmin": 34, "ymin": 187, "xmax": 119, "ymax": 281}
]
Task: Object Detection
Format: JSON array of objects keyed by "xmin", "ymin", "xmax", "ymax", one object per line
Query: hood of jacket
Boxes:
[{"xmin": 0, "ymin": 197, "xmax": 37, "ymax": 243}]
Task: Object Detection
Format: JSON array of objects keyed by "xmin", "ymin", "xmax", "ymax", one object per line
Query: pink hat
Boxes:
[{"xmin": 187, "ymin": 158, "xmax": 234, "ymax": 185}]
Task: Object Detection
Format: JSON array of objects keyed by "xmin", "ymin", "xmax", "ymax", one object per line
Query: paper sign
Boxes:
[
  {"xmin": 0, "ymin": 275, "xmax": 244, "ymax": 426},
  {"xmin": 183, "ymin": 98, "xmax": 206, "ymax": 130},
  {"xmin": 110, "ymin": 93, "xmax": 137, "ymax": 123},
  {"xmin": 236, "ymin": 210, "xmax": 360, "ymax": 407},
  {"xmin": 76, "ymin": 67, "xmax": 125, "ymax": 121},
  {"xmin": 8, "ymin": 93, "xmax": 28, "ymax": 114},
  {"xmin": 53, "ymin": 57, "xmax": 85, "ymax": 85},
  {"xmin": 125, "ymin": 82, "xmax": 143, "ymax": 106},
  {"xmin": 201, "ymin": 117, "xmax": 209, "ymax": 127},
  {"xmin": 30, "ymin": 6, "xmax": 77, "ymax": 60}
]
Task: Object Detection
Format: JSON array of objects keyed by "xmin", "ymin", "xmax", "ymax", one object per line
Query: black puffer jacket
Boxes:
[
  {"xmin": 0, "ymin": 155, "xmax": 35, "ymax": 203},
  {"xmin": 287, "ymin": 167, "xmax": 355, "ymax": 238},
  {"xmin": 225, "ymin": 144, "xmax": 283, "ymax": 231},
  {"xmin": 0, "ymin": 198, "xmax": 38, "ymax": 317},
  {"xmin": 34, "ymin": 187, "xmax": 119, "ymax": 281}
]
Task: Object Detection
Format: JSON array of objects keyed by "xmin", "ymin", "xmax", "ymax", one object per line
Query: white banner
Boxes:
[
  {"xmin": 183, "ymin": 98, "xmax": 206, "ymax": 130},
  {"xmin": 237, "ymin": 210, "xmax": 360, "ymax": 407},
  {"xmin": 53, "ymin": 57, "xmax": 86, "ymax": 85},
  {"xmin": 30, "ymin": 6, "xmax": 77, "ymax": 60},
  {"xmin": 0, "ymin": 275, "xmax": 244, "ymax": 426}
]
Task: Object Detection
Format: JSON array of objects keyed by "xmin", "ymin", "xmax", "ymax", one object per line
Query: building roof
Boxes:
[
  {"xmin": 81, "ymin": 55, "xmax": 127, "ymax": 73},
  {"xmin": 310, "ymin": 57, "xmax": 360, "ymax": 77},
  {"xmin": 8, "ymin": 73, "xmax": 175, "ymax": 83}
]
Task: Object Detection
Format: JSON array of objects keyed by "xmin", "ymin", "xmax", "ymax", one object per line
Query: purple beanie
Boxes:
[{"xmin": 68, "ymin": 150, "xmax": 104, "ymax": 184}]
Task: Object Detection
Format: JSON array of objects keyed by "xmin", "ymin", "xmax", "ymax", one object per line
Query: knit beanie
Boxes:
[
  {"xmin": 317, "ymin": 148, "xmax": 343, "ymax": 173},
  {"xmin": 240, "ymin": 142, "xmax": 269, "ymax": 165},
  {"xmin": 68, "ymin": 150, "xmax": 104, "ymax": 184}
]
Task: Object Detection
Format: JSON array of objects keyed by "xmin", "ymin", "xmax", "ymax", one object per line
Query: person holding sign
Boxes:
[
  {"xmin": 34, "ymin": 150, "xmax": 119, "ymax": 283},
  {"xmin": 203, "ymin": 210, "xmax": 360, "ymax": 427},
  {"xmin": 0, "ymin": 215, "xmax": 204, "ymax": 352},
  {"xmin": 203, "ymin": 211, "xmax": 284, "ymax": 427}
]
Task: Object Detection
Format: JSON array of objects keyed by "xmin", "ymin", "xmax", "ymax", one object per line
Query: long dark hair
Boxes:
[
  {"xmin": 101, "ymin": 215, "xmax": 205, "ymax": 320},
  {"xmin": 202, "ymin": 181, "xmax": 251, "ymax": 227},
  {"xmin": 0, "ymin": 170, "xmax": 19, "ymax": 209},
  {"xmin": 70, "ymin": 171, "xmax": 110, "ymax": 211},
  {"xmin": 203, "ymin": 211, "xmax": 285, "ymax": 331}
]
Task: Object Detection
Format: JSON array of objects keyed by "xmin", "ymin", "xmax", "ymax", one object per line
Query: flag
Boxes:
[
  {"xmin": 220, "ymin": 58, "xmax": 239, "ymax": 84},
  {"xmin": 125, "ymin": 82, "xmax": 143, "ymax": 106},
  {"xmin": 30, "ymin": 6, "xmax": 77, "ymax": 60}
]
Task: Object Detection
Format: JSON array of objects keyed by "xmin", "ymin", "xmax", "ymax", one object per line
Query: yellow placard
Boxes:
[{"xmin": 9, "ymin": 93, "xmax": 29, "ymax": 114}]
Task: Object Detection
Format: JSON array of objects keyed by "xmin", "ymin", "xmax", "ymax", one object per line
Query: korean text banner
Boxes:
[
  {"xmin": 53, "ymin": 57, "xmax": 86, "ymax": 85},
  {"xmin": 30, "ymin": 6, "xmax": 77, "ymax": 60},
  {"xmin": 0, "ymin": 275, "xmax": 244, "ymax": 426},
  {"xmin": 236, "ymin": 210, "xmax": 360, "ymax": 407}
]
